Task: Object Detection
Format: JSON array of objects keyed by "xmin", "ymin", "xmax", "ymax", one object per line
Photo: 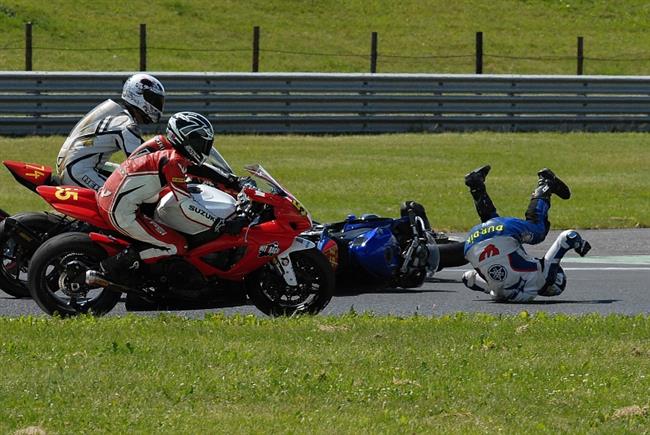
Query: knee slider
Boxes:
[
  {"xmin": 539, "ymin": 266, "xmax": 567, "ymax": 297},
  {"xmin": 462, "ymin": 270, "xmax": 476, "ymax": 288}
]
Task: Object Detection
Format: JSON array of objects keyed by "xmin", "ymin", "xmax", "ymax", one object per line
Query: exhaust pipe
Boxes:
[{"xmin": 85, "ymin": 270, "xmax": 129, "ymax": 291}]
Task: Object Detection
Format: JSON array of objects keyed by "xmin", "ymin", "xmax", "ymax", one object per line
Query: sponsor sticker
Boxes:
[
  {"xmin": 258, "ymin": 241, "xmax": 281, "ymax": 257},
  {"xmin": 487, "ymin": 264, "xmax": 508, "ymax": 281}
]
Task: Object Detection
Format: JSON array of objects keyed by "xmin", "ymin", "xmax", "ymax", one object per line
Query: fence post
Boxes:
[
  {"xmin": 370, "ymin": 32, "xmax": 378, "ymax": 73},
  {"xmin": 577, "ymin": 36, "xmax": 584, "ymax": 75},
  {"xmin": 25, "ymin": 22, "xmax": 32, "ymax": 71},
  {"xmin": 475, "ymin": 31, "xmax": 483, "ymax": 74},
  {"xmin": 252, "ymin": 26, "xmax": 260, "ymax": 72},
  {"xmin": 139, "ymin": 23, "xmax": 147, "ymax": 71}
]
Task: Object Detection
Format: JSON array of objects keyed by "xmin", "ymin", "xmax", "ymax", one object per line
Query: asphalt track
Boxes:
[{"xmin": 0, "ymin": 229, "xmax": 648, "ymax": 317}]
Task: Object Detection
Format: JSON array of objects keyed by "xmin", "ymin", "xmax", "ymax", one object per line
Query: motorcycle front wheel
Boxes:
[
  {"xmin": 28, "ymin": 232, "xmax": 121, "ymax": 317},
  {"xmin": 246, "ymin": 248, "xmax": 335, "ymax": 316},
  {"xmin": 0, "ymin": 212, "xmax": 65, "ymax": 298}
]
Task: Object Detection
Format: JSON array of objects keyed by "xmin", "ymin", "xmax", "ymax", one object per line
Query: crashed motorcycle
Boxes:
[
  {"xmin": 304, "ymin": 206, "xmax": 467, "ymax": 290},
  {"xmin": 27, "ymin": 164, "xmax": 335, "ymax": 317}
]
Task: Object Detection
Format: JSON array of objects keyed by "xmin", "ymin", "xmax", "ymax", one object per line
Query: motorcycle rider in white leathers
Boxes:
[
  {"xmin": 56, "ymin": 73, "xmax": 165, "ymax": 191},
  {"xmin": 461, "ymin": 165, "xmax": 591, "ymax": 302}
]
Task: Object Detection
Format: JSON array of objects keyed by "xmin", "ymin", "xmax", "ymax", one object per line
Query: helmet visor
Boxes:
[
  {"xmin": 187, "ymin": 136, "xmax": 213, "ymax": 165},
  {"xmin": 143, "ymin": 89, "xmax": 165, "ymax": 112}
]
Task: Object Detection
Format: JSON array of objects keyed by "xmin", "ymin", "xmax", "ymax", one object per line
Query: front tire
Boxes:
[
  {"xmin": 0, "ymin": 212, "xmax": 65, "ymax": 298},
  {"xmin": 246, "ymin": 249, "xmax": 335, "ymax": 316},
  {"xmin": 28, "ymin": 232, "xmax": 121, "ymax": 317}
]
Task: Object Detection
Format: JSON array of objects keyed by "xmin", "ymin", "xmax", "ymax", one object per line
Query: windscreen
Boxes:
[{"xmin": 205, "ymin": 148, "xmax": 235, "ymax": 179}]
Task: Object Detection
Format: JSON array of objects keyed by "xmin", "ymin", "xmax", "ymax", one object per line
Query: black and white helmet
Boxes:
[
  {"xmin": 122, "ymin": 73, "xmax": 165, "ymax": 123},
  {"xmin": 166, "ymin": 112, "xmax": 214, "ymax": 165}
]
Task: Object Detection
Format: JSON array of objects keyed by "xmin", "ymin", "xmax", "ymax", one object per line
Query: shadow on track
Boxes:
[
  {"xmin": 473, "ymin": 299, "xmax": 620, "ymax": 305},
  {"xmin": 336, "ymin": 286, "xmax": 457, "ymax": 296}
]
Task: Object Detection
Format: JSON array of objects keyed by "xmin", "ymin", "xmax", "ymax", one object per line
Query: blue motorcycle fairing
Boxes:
[
  {"xmin": 348, "ymin": 226, "xmax": 401, "ymax": 279},
  {"xmin": 315, "ymin": 214, "xmax": 410, "ymax": 281}
]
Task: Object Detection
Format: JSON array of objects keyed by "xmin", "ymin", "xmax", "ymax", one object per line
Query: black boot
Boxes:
[
  {"xmin": 465, "ymin": 165, "xmax": 496, "ymax": 223},
  {"xmin": 464, "ymin": 164, "xmax": 491, "ymax": 190},
  {"xmin": 532, "ymin": 168, "xmax": 571, "ymax": 200},
  {"xmin": 100, "ymin": 248, "xmax": 141, "ymax": 287}
]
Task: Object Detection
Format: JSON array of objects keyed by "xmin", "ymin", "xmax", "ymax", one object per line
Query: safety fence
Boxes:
[
  {"xmin": 2, "ymin": 72, "xmax": 650, "ymax": 135},
  {"xmin": 10, "ymin": 24, "xmax": 650, "ymax": 75}
]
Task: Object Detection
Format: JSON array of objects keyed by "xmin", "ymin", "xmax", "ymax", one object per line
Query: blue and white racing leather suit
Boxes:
[{"xmin": 463, "ymin": 199, "xmax": 577, "ymax": 302}]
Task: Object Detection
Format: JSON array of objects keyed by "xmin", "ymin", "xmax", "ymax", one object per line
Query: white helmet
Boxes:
[{"xmin": 122, "ymin": 74, "xmax": 165, "ymax": 123}]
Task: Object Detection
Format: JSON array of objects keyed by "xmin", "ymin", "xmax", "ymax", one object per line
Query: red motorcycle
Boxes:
[
  {"xmin": 0, "ymin": 161, "xmax": 75, "ymax": 298},
  {"xmin": 0, "ymin": 151, "xmax": 236, "ymax": 298},
  {"xmin": 27, "ymin": 164, "xmax": 335, "ymax": 317}
]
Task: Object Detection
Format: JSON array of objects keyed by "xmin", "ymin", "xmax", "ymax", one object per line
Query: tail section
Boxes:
[{"xmin": 3, "ymin": 161, "xmax": 55, "ymax": 192}]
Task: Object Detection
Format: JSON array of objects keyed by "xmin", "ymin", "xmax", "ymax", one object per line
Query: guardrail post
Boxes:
[
  {"xmin": 139, "ymin": 23, "xmax": 147, "ymax": 71},
  {"xmin": 252, "ymin": 26, "xmax": 260, "ymax": 72},
  {"xmin": 25, "ymin": 22, "xmax": 32, "ymax": 71},
  {"xmin": 577, "ymin": 36, "xmax": 584, "ymax": 75},
  {"xmin": 475, "ymin": 31, "xmax": 483, "ymax": 74},
  {"xmin": 370, "ymin": 32, "xmax": 378, "ymax": 73}
]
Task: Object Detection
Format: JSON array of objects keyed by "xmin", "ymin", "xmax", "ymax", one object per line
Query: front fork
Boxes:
[{"xmin": 271, "ymin": 237, "xmax": 316, "ymax": 286}]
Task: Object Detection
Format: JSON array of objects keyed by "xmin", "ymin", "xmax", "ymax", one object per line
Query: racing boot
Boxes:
[
  {"xmin": 99, "ymin": 247, "xmax": 142, "ymax": 287},
  {"xmin": 531, "ymin": 168, "xmax": 571, "ymax": 200},
  {"xmin": 464, "ymin": 164, "xmax": 491, "ymax": 190},
  {"xmin": 464, "ymin": 164, "xmax": 497, "ymax": 223},
  {"xmin": 566, "ymin": 231, "xmax": 591, "ymax": 257}
]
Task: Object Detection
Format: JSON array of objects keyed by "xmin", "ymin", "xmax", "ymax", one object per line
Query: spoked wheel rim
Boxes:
[
  {"xmin": 261, "ymin": 255, "xmax": 323, "ymax": 313},
  {"xmin": 41, "ymin": 252, "xmax": 107, "ymax": 312}
]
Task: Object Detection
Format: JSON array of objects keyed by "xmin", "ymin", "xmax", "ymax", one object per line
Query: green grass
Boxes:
[
  {"xmin": 1, "ymin": 0, "xmax": 650, "ymax": 74},
  {"xmin": 1, "ymin": 314, "xmax": 649, "ymax": 433},
  {"xmin": 1, "ymin": 132, "xmax": 648, "ymax": 231}
]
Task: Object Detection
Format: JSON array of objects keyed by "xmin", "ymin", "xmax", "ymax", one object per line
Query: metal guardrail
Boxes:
[{"xmin": 1, "ymin": 72, "xmax": 650, "ymax": 135}]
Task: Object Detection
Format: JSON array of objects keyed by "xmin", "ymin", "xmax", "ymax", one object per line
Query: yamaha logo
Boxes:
[{"xmin": 487, "ymin": 264, "xmax": 508, "ymax": 281}]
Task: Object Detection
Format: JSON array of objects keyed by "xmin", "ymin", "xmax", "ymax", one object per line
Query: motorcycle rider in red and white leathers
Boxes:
[
  {"xmin": 56, "ymin": 73, "xmax": 165, "ymax": 191},
  {"xmin": 97, "ymin": 112, "xmax": 246, "ymax": 285}
]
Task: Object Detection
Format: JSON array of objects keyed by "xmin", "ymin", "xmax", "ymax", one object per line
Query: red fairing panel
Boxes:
[
  {"xmin": 3, "ymin": 160, "xmax": 53, "ymax": 189},
  {"xmin": 35, "ymin": 186, "xmax": 112, "ymax": 230},
  {"xmin": 89, "ymin": 232, "xmax": 130, "ymax": 256}
]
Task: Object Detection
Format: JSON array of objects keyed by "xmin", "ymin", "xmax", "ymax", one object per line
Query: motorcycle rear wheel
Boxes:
[
  {"xmin": 246, "ymin": 248, "xmax": 335, "ymax": 316},
  {"xmin": 0, "ymin": 212, "xmax": 64, "ymax": 298},
  {"xmin": 28, "ymin": 232, "xmax": 121, "ymax": 317}
]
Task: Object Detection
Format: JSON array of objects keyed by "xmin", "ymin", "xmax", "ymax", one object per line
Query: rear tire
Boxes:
[
  {"xmin": 246, "ymin": 249, "xmax": 334, "ymax": 316},
  {"xmin": 0, "ymin": 212, "xmax": 64, "ymax": 298},
  {"xmin": 28, "ymin": 232, "xmax": 121, "ymax": 317}
]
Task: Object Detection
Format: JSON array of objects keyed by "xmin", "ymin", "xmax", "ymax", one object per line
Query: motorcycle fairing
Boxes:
[
  {"xmin": 35, "ymin": 186, "xmax": 112, "ymax": 230},
  {"xmin": 188, "ymin": 219, "xmax": 303, "ymax": 280},
  {"xmin": 348, "ymin": 226, "xmax": 400, "ymax": 279},
  {"xmin": 4, "ymin": 161, "xmax": 54, "ymax": 192},
  {"xmin": 88, "ymin": 232, "xmax": 130, "ymax": 256}
]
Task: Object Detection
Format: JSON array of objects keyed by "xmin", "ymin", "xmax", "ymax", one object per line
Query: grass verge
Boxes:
[
  {"xmin": 1, "ymin": 0, "xmax": 650, "ymax": 74},
  {"xmin": 1, "ymin": 313, "xmax": 649, "ymax": 433},
  {"xmin": 1, "ymin": 132, "xmax": 648, "ymax": 231}
]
